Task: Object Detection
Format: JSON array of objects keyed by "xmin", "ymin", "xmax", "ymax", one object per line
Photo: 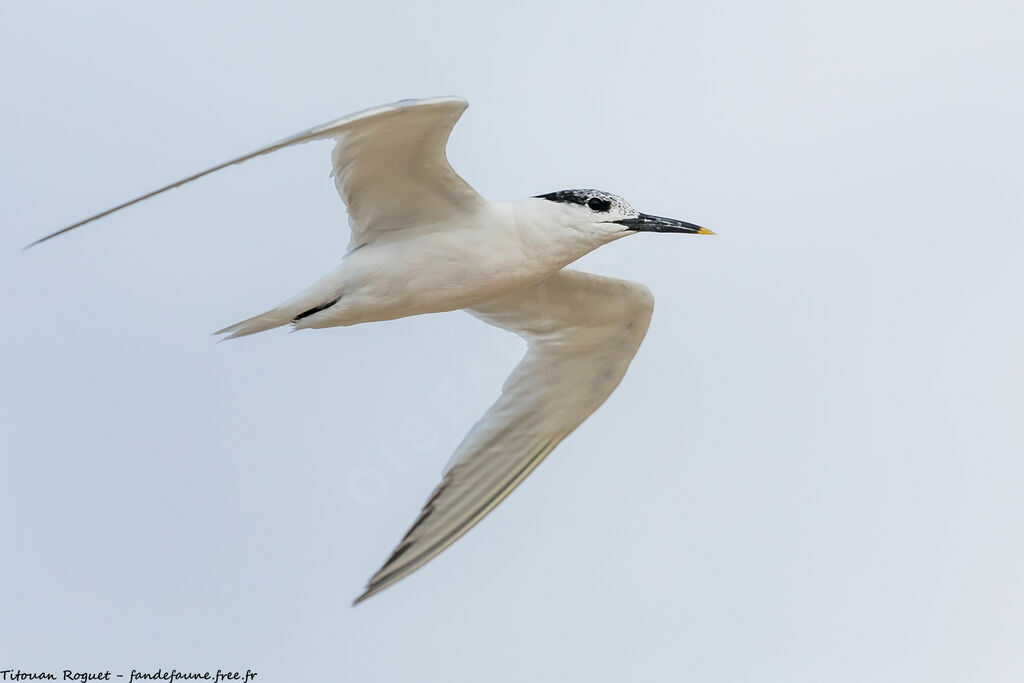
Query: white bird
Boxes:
[{"xmin": 29, "ymin": 96, "xmax": 713, "ymax": 604}]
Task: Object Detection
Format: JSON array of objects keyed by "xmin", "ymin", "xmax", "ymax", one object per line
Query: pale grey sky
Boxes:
[{"xmin": 2, "ymin": 1, "xmax": 1023, "ymax": 681}]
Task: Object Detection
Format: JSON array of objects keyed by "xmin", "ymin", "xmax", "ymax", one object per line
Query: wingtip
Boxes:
[
  {"xmin": 23, "ymin": 234, "xmax": 54, "ymax": 250},
  {"xmin": 24, "ymin": 219, "xmax": 97, "ymax": 249},
  {"xmin": 352, "ymin": 576, "xmax": 396, "ymax": 606},
  {"xmin": 351, "ymin": 588, "xmax": 375, "ymax": 607}
]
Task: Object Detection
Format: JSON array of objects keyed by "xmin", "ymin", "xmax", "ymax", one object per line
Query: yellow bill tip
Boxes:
[{"xmin": 697, "ymin": 227, "xmax": 715, "ymax": 235}]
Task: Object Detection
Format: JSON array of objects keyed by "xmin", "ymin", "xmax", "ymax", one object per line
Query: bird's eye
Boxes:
[{"xmin": 587, "ymin": 197, "xmax": 611, "ymax": 212}]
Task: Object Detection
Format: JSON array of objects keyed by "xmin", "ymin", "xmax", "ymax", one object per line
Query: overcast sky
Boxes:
[{"xmin": 2, "ymin": 1, "xmax": 1023, "ymax": 681}]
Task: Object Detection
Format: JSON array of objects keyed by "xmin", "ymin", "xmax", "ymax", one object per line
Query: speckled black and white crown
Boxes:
[{"xmin": 535, "ymin": 189, "xmax": 637, "ymax": 216}]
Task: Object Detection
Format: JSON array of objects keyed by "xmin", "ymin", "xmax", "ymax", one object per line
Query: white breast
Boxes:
[{"xmin": 307, "ymin": 200, "xmax": 614, "ymax": 327}]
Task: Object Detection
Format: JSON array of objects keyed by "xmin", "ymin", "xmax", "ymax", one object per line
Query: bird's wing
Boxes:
[
  {"xmin": 354, "ymin": 269, "xmax": 655, "ymax": 604},
  {"xmin": 327, "ymin": 97, "xmax": 484, "ymax": 248},
  {"xmin": 27, "ymin": 96, "xmax": 484, "ymax": 249}
]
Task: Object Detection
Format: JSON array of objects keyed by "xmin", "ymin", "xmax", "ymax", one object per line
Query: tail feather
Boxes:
[
  {"xmin": 214, "ymin": 307, "xmax": 294, "ymax": 340},
  {"xmin": 214, "ymin": 269, "xmax": 346, "ymax": 340}
]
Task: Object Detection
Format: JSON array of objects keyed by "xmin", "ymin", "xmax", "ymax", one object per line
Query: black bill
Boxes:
[{"xmin": 614, "ymin": 212, "xmax": 713, "ymax": 234}]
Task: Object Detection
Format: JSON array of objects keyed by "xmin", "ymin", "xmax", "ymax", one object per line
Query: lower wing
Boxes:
[{"xmin": 354, "ymin": 269, "xmax": 655, "ymax": 604}]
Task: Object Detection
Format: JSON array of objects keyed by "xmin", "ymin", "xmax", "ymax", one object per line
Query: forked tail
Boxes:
[
  {"xmin": 214, "ymin": 293, "xmax": 345, "ymax": 340},
  {"xmin": 214, "ymin": 307, "xmax": 294, "ymax": 340}
]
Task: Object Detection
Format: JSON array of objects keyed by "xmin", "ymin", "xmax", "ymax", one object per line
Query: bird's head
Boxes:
[{"xmin": 534, "ymin": 189, "xmax": 713, "ymax": 241}]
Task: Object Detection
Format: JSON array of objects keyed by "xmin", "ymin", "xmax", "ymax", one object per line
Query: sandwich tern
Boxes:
[{"xmin": 28, "ymin": 96, "xmax": 713, "ymax": 604}]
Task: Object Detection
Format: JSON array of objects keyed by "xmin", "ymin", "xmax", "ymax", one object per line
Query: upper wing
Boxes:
[
  {"xmin": 26, "ymin": 96, "xmax": 484, "ymax": 249},
  {"xmin": 354, "ymin": 269, "xmax": 655, "ymax": 604},
  {"xmin": 328, "ymin": 97, "xmax": 484, "ymax": 248}
]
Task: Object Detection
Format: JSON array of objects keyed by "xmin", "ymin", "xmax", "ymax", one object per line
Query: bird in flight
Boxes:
[{"xmin": 28, "ymin": 96, "xmax": 713, "ymax": 604}]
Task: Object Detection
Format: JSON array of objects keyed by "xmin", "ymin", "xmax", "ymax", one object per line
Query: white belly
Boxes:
[
  {"xmin": 305, "ymin": 227, "xmax": 578, "ymax": 327},
  {"xmin": 288, "ymin": 200, "xmax": 623, "ymax": 330}
]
